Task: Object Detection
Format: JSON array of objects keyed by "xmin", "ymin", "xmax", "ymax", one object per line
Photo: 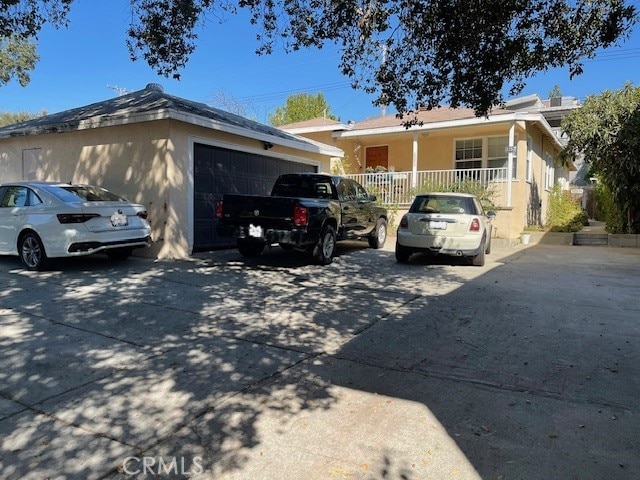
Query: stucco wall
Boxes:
[
  {"xmin": 340, "ymin": 124, "xmax": 531, "ymax": 174},
  {"xmin": 0, "ymin": 121, "xmax": 172, "ymax": 256}
]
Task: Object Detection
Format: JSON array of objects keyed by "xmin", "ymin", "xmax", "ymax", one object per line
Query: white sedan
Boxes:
[
  {"xmin": 0, "ymin": 182, "xmax": 151, "ymax": 270},
  {"xmin": 395, "ymin": 192, "xmax": 495, "ymax": 266}
]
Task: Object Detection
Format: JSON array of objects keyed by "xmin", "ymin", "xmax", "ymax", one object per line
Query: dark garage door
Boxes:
[{"xmin": 193, "ymin": 143, "xmax": 317, "ymax": 251}]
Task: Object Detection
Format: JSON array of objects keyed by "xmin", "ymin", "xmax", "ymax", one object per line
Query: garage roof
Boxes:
[{"xmin": 0, "ymin": 83, "xmax": 343, "ymax": 158}]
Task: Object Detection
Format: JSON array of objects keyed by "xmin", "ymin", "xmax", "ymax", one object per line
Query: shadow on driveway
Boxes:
[{"xmin": 0, "ymin": 244, "xmax": 638, "ymax": 479}]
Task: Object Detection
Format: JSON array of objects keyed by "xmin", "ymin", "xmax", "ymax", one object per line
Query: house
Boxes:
[
  {"xmin": 504, "ymin": 94, "xmax": 587, "ymax": 185},
  {"xmin": 281, "ymin": 104, "xmax": 575, "ymax": 240},
  {"xmin": 0, "ymin": 83, "xmax": 343, "ymax": 258}
]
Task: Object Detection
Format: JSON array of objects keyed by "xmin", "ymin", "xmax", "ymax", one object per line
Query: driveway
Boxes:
[{"xmin": 0, "ymin": 242, "xmax": 638, "ymax": 479}]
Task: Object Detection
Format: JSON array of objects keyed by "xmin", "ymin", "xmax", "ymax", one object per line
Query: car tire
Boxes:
[
  {"xmin": 485, "ymin": 236, "xmax": 492, "ymax": 255},
  {"xmin": 107, "ymin": 248, "xmax": 133, "ymax": 261},
  {"xmin": 395, "ymin": 241, "xmax": 411, "ymax": 263},
  {"xmin": 314, "ymin": 224, "xmax": 336, "ymax": 265},
  {"xmin": 237, "ymin": 239, "xmax": 265, "ymax": 258},
  {"xmin": 18, "ymin": 231, "xmax": 49, "ymax": 271},
  {"xmin": 368, "ymin": 218, "xmax": 388, "ymax": 249},
  {"xmin": 469, "ymin": 238, "xmax": 486, "ymax": 267}
]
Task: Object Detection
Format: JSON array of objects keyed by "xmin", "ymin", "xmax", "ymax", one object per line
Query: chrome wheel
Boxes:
[
  {"xmin": 314, "ymin": 224, "xmax": 336, "ymax": 265},
  {"xmin": 20, "ymin": 233, "xmax": 47, "ymax": 271},
  {"xmin": 322, "ymin": 231, "xmax": 335, "ymax": 258},
  {"xmin": 368, "ymin": 218, "xmax": 388, "ymax": 249}
]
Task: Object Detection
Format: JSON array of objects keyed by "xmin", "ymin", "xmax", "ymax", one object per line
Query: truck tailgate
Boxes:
[{"xmin": 221, "ymin": 194, "xmax": 298, "ymax": 228}]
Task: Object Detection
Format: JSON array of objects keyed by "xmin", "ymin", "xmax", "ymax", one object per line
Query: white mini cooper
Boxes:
[{"xmin": 395, "ymin": 192, "xmax": 495, "ymax": 266}]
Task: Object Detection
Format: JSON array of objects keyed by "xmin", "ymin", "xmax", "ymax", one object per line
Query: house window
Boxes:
[
  {"xmin": 544, "ymin": 151, "xmax": 555, "ymax": 190},
  {"xmin": 455, "ymin": 139, "xmax": 482, "ymax": 169},
  {"xmin": 526, "ymin": 136, "xmax": 533, "ymax": 182},
  {"xmin": 487, "ymin": 136, "xmax": 517, "ymax": 180}
]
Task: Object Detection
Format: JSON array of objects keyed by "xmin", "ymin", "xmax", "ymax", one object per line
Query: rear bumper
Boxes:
[
  {"xmin": 67, "ymin": 236, "xmax": 152, "ymax": 255},
  {"xmin": 218, "ymin": 225, "xmax": 321, "ymax": 246},
  {"xmin": 397, "ymin": 230, "xmax": 484, "ymax": 256}
]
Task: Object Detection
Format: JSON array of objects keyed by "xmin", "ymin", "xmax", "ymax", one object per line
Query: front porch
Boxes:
[{"xmin": 346, "ymin": 166, "xmax": 512, "ymax": 208}]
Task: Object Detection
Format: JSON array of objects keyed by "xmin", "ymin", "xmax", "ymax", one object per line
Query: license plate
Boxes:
[
  {"xmin": 429, "ymin": 221, "xmax": 447, "ymax": 230},
  {"xmin": 249, "ymin": 224, "xmax": 263, "ymax": 238},
  {"xmin": 110, "ymin": 211, "xmax": 128, "ymax": 227}
]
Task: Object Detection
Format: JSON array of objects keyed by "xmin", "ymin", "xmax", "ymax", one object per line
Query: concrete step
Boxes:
[{"xmin": 573, "ymin": 233, "xmax": 609, "ymax": 246}]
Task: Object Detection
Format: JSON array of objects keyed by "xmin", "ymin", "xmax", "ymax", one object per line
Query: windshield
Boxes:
[
  {"xmin": 43, "ymin": 185, "xmax": 127, "ymax": 203},
  {"xmin": 410, "ymin": 195, "xmax": 476, "ymax": 215}
]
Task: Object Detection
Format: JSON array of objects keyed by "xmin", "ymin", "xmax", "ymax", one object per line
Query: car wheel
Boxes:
[
  {"xmin": 314, "ymin": 224, "xmax": 336, "ymax": 265},
  {"xmin": 237, "ymin": 239, "xmax": 265, "ymax": 258},
  {"xmin": 107, "ymin": 248, "xmax": 133, "ymax": 261},
  {"xmin": 469, "ymin": 239, "xmax": 486, "ymax": 267},
  {"xmin": 368, "ymin": 218, "xmax": 388, "ymax": 249},
  {"xmin": 395, "ymin": 241, "xmax": 411, "ymax": 263},
  {"xmin": 19, "ymin": 231, "xmax": 49, "ymax": 271}
]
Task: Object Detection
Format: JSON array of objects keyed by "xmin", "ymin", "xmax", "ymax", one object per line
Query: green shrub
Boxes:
[
  {"xmin": 546, "ymin": 184, "xmax": 586, "ymax": 232},
  {"xmin": 594, "ymin": 182, "xmax": 625, "ymax": 233}
]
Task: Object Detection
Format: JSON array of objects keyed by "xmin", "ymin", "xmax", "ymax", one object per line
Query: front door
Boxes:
[{"xmin": 366, "ymin": 145, "xmax": 389, "ymax": 171}]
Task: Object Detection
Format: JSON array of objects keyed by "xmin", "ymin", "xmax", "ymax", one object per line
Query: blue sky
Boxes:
[{"xmin": 2, "ymin": 1, "xmax": 640, "ymax": 123}]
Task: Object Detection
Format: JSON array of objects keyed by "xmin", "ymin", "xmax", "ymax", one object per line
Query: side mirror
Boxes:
[
  {"xmin": 487, "ymin": 210, "xmax": 497, "ymax": 220},
  {"xmin": 369, "ymin": 194, "xmax": 377, "ymax": 202}
]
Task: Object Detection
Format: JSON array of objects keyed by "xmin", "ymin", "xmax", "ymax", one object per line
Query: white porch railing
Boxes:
[{"xmin": 346, "ymin": 167, "xmax": 510, "ymax": 207}]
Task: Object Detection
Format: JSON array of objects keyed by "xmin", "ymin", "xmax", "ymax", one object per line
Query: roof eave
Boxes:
[
  {"xmin": 335, "ymin": 113, "xmax": 520, "ymax": 138},
  {"xmin": 0, "ymin": 108, "xmax": 344, "ymax": 158},
  {"xmin": 335, "ymin": 112, "xmax": 565, "ymax": 150},
  {"xmin": 281, "ymin": 124, "xmax": 349, "ymax": 135}
]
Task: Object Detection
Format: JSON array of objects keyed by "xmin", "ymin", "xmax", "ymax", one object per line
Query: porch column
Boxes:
[
  {"xmin": 507, "ymin": 121, "xmax": 515, "ymax": 207},
  {"xmin": 412, "ymin": 133, "xmax": 418, "ymax": 188}
]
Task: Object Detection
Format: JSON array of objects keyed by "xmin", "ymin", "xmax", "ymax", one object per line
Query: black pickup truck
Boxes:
[{"xmin": 216, "ymin": 173, "xmax": 388, "ymax": 264}]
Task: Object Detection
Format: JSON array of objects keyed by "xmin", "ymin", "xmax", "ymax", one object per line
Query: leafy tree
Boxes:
[
  {"xmin": 268, "ymin": 93, "xmax": 338, "ymax": 126},
  {"xmin": 1, "ymin": 1, "xmax": 637, "ymax": 120},
  {"xmin": 548, "ymin": 84, "xmax": 563, "ymax": 99},
  {"xmin": 561, "ymin": 83, "xmax": 640, "ymax": 233},
  {"xmin": 594, "ymin": 182, "xmax": 625, "ymax": 233},
  {"xmin": 0, "ymin": 36, "xmax": 39, "ymax": 86},
  {"xmin": 0, "ymin": 110, "xmax": 46, "ymax": 126}
]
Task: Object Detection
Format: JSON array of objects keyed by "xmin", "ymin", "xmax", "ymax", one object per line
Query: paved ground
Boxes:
[{"xmin": 0, "ymin": 241, "xmax": 638, "ymax": 480}]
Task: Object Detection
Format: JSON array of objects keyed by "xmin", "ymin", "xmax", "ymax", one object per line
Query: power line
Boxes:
[{"xmin": 236, "ymin": 81, "xmax": 352, "ymax": 103}]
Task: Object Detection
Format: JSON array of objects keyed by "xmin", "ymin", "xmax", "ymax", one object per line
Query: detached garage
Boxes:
[{"xmin": 0, "ymin": 84, "xmax": 343, "ymax": 258}]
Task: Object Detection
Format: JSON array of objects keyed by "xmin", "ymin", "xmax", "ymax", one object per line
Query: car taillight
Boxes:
[
  {"xmin": 57, "ymin": 213, "xmax": 100, "ymax": 224},
  {"xmin": 215, "ymin": 200, "xmax": 223, "ymax": 219},
  {"xmin": 293, "ymin": 205, "xmax": 308, "ymax": 226},
  {"xmin": 470, "ymin": 218, "xmax": 481, "ymax": 231},
  {"xmin": 399, "ymin": 215, "xmax": 408, "ymax": 229},
  {"xmin": 136, "ymin": 210, "xmax": 148, "ymax": 220}
]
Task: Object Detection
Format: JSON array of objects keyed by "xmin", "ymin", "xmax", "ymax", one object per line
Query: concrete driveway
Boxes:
[{"xmin": 0, "ymin": 241, "xmax": 638, "ymax": 479}]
